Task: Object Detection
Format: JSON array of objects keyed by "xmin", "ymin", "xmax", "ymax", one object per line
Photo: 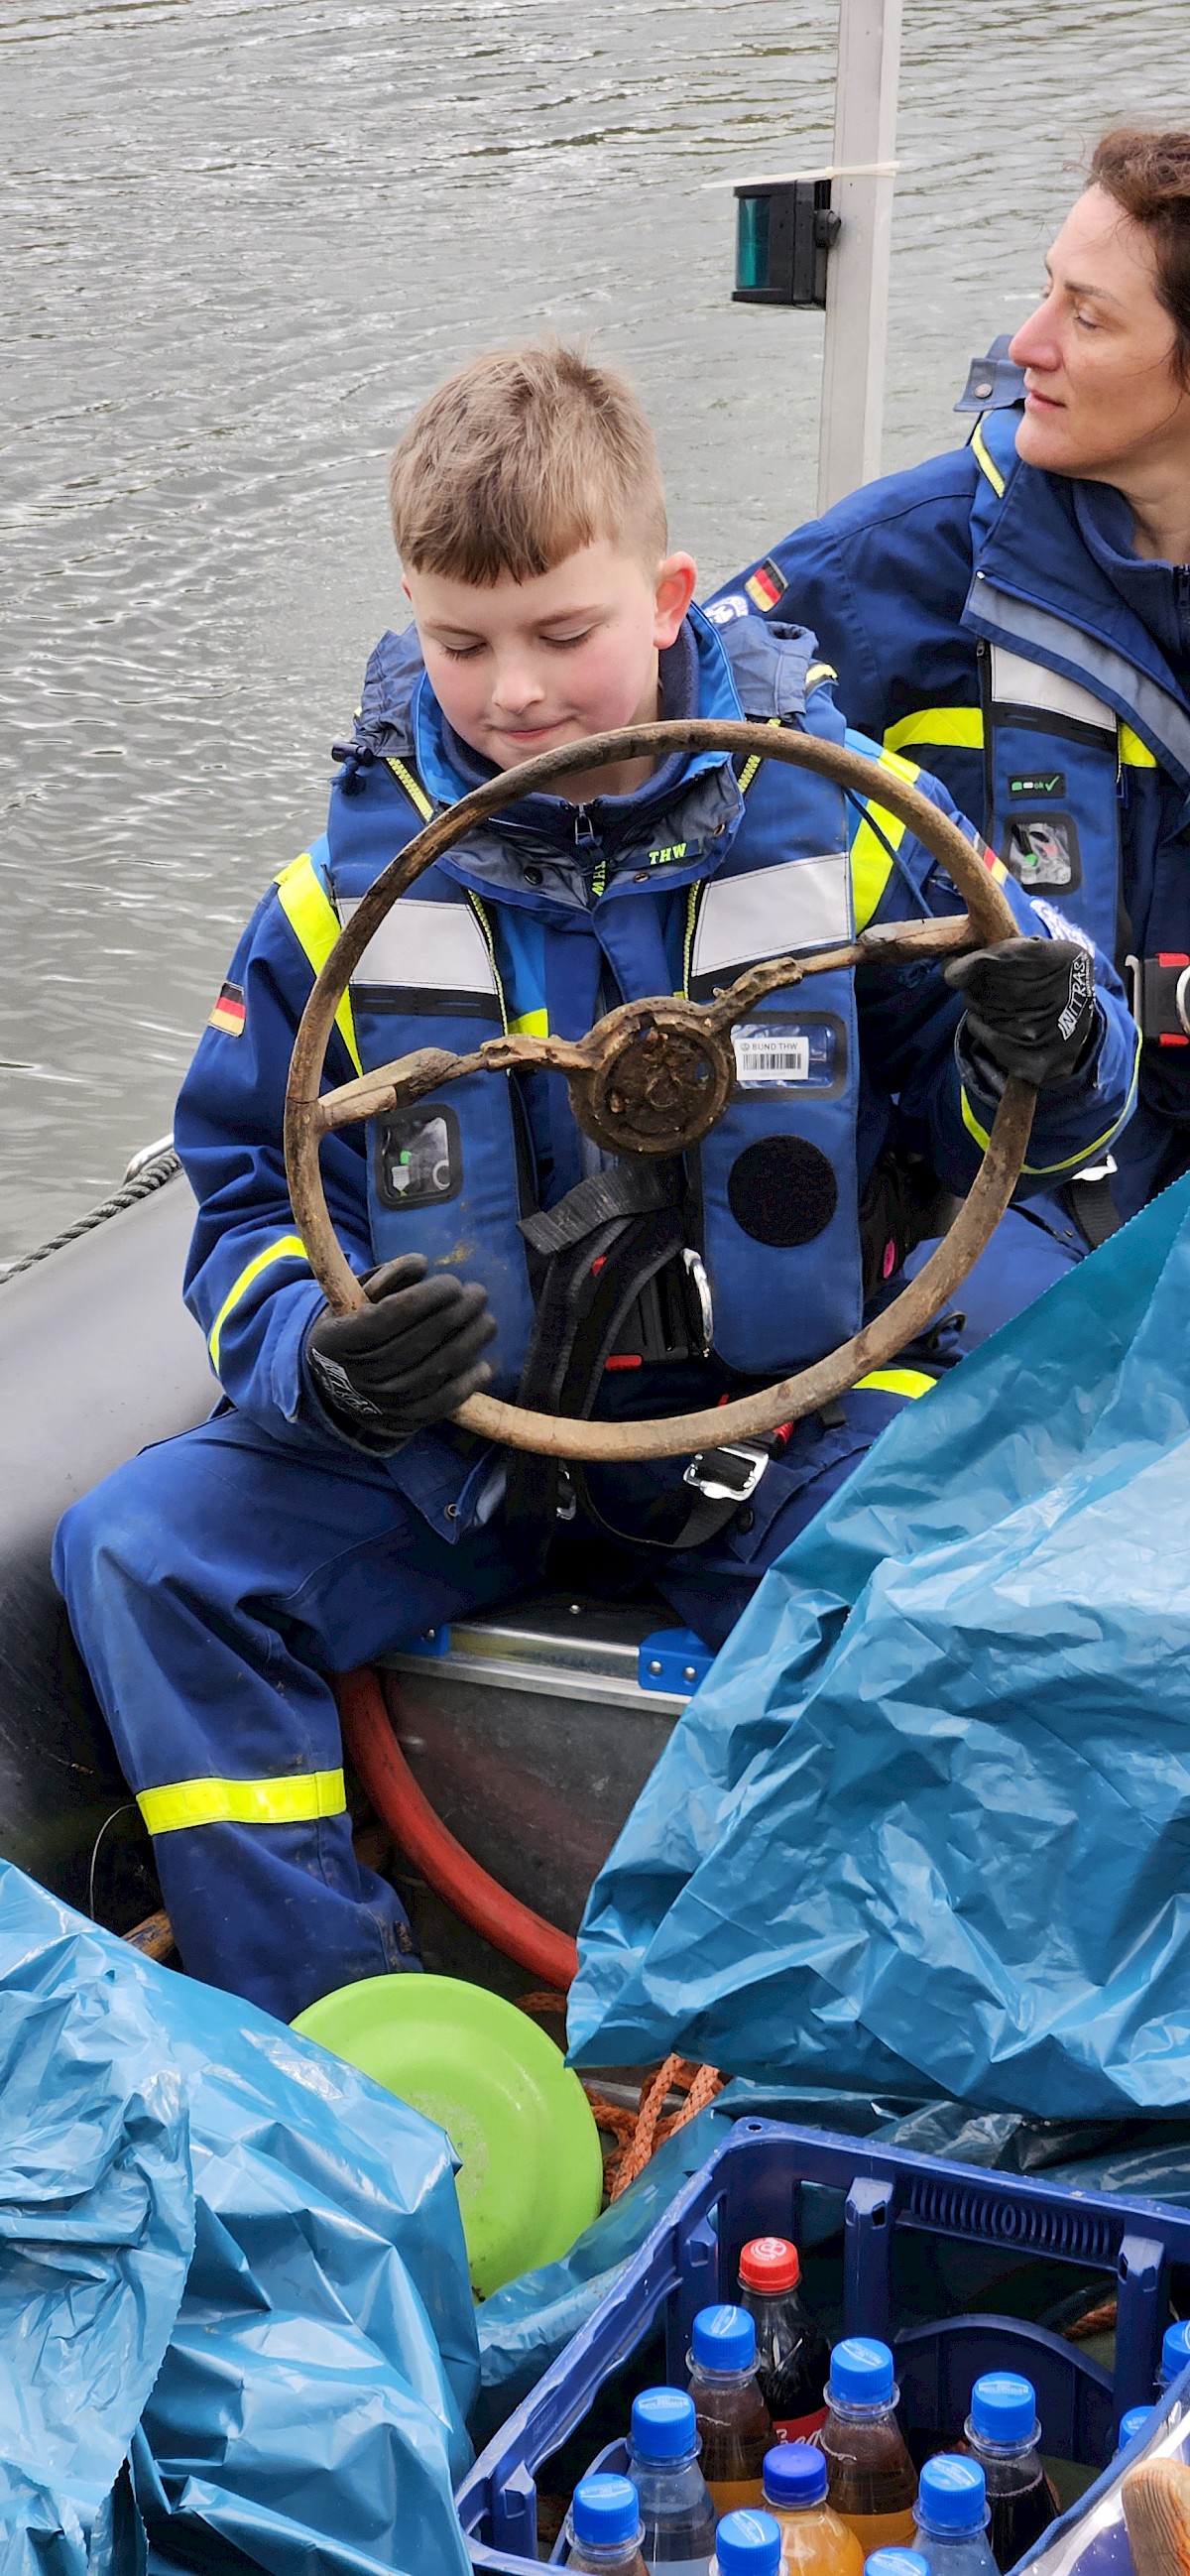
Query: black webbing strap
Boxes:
[
  {"xmin": 518, "ymin": 1160, "xmax": 676, "ymax": 1257},
  {"xmin": 1063, "ymin": 1169, "xmax": 1123, "ymax": 1251}
]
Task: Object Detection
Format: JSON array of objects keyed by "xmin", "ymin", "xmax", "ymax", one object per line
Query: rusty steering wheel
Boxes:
[{"xmin": 284, "ymin": 719, "xmax": 1035, "ymax": 1461}]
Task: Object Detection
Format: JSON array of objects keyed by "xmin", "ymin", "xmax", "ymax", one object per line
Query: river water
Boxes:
[{"xmin": 1, "ymin": 0, "xmax": 1185, "ymax": 1259}]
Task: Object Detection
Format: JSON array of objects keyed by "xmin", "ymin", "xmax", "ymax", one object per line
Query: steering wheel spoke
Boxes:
[{"xmin": 284, "ymin": 716, "xmax": 1030, "ymax": 1455}]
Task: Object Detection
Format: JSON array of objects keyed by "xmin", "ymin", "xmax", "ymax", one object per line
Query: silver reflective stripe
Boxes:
[
  {"xmin": 990, "ymin": 644, "xmax": 1115, "ymax": 735},
  {"xmin": 337, "ymin": 895, "xmax": 498, "ymax": 994},
  {"xmin": 971, "ymin": 576, "xmax": 1190, "ymax": 787},
  {"xmin": 691, "ymin": 853, "xmax": 852, "ymax": 979}
]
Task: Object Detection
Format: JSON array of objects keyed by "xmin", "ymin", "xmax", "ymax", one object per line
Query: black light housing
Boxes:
[{"xmin": 733, "ymin": 179, "xmax": 841, "ymax": 308}]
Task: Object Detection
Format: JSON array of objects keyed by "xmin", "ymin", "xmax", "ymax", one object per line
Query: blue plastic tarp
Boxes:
[
  {"xmin": 569, "ymin": 1176, "xmax": 1190, "ymax": 2120},
  {"xmin": 0, "ymin": 1864, "xmax": 478, "ymax": 2576}
]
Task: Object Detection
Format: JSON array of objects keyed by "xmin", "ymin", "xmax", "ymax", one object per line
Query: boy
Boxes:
[{"xmin": 56, "ymin": 344, "xmax": 1136, "ymax": 2024}]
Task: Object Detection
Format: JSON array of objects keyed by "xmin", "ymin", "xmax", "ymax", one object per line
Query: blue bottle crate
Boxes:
[{"xmin": 456, "ymin": 2117, "xmax": 1190, "ymax": 2573}]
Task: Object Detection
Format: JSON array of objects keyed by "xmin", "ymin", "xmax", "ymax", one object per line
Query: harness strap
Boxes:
[{"xmin": 518, "ymin": 1161, "xmax": 675, "ymax": 1257}]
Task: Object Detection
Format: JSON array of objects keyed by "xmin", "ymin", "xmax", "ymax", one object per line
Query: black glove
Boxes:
[
  {"xmin": 944, "ymin": 935, "xmax": 1098, "ymax": 1086},
  {"xmin": 305, "ymin": 1254, "xmax": 497, "ymax": 1445}
]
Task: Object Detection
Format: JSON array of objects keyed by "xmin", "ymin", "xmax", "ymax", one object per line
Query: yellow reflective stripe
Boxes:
[
  {"xmin": 275, "ymin": 853, "xmax": 362, "ymax": 1075},
  {"xmin": 737, "ymin": 714, "xmax": 783, "ymax": 797},
  {"xmin": 681, "ymin": 883, "xmax": 701, "ymax": 997},
  {"xmin": 805, "ymin": 661, "xmax": 837, "ymax": 691},
  {"xmin": 387, "ymin": 757, "xmax": 434, "ymax": 820},
  {"xmin": 138, "ymin": 1768, "xmax": 347, "ymax": 1836},
  {"xmin": 208, "ymin": 1233, "xmax": 308, "ymax": 1368},
  {"xmin": 855, "ymin": 1368, "xmax": 937, "ymax": 1400},
  {"xmin": 508, "ymin": 1006, "xmax": 548, "ymax": 1038},
  {"xmin": 1119, "ymin": 722, "xmax": 1157, "ymax": 769},
  {"xmin": 971, "ymin": 421, "xmax": 1006, "ymax": 498},
  {"xmin": 960, "ymin": 1025, "xmax": 1140, "ymax": 1175},
  {"xmin": 885, "ymin": 707, "xmax": 985, "ymax": 758}
]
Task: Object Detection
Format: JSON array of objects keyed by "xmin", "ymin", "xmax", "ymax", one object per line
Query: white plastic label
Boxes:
[{"xmin": 732, "ymin": 1028, "xmax": 810, "ymax": 1086}]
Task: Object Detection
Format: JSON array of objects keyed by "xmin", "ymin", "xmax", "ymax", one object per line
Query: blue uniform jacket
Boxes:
[
  {"xmin": 175, "ymin": 606, "xmax": 1135, "ymax": 1541},
  {"xmin": 719, "ymin": 406, "xmax": 1190, "ymax": 1216}
]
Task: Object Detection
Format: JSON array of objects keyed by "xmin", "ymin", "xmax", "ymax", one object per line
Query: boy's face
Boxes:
[{"xmin": 405, "ymin": 537, "xmax": 698, "ymax": 800}]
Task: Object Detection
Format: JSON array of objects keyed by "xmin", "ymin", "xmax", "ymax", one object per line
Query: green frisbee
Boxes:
[{"xmin": 292, "ymin": 1973, "xmax": 603, "ymax": 2297}]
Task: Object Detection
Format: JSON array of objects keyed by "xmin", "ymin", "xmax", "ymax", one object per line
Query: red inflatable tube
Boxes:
[{"xmin": 335, "ymin": 1664, "xmax": 579, "ymax": 1992}]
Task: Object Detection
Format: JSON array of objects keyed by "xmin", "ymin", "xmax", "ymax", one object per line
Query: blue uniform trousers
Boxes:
[
  {"xmin": 905, "ymin": 1205, "xmax": 1083, "ymax": 1357},
  {"xmin": 54, "ymin": 1388, "xmax": 918, "ymax": 2024}
]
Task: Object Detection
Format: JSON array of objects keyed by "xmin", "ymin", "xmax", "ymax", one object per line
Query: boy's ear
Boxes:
[
  {"xmin": 401, "ymin": 574, "xmax": 413, "ymax": 602},
  {"xmin": 654, "ymin": 552, "xmax": 698, "ymax": 647}
]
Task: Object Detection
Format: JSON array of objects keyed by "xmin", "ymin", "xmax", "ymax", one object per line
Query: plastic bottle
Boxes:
[
  {"xmin": 565, "ymin": 2473, "xmax": 650, "ymax": 2574},
  {"xmin": 863, "ymin": 2556, "xmax": 930, "ymax": 2576},
  {"xmin": 1159, "ymin": 2319, "xmax": 1190, "ymax": 2390},
  {"xmin": 962, "ymin": 2373, "xmax": 1057, "ymax": 2569},
  {"xmin": 688, "ymin": 2305, "xmax": 772, "ymax": 2513},
  {"xmin": 709, "ymin": 2509, "xmax": 783, "ymax": 2576},
  {"xmin": 911, "ymin": 2456, "xmax": 997, "ymax": 2576},
  {"xmin": 739, "ymin": 2237, "xmax": 832, "ymax": 2441},
  {"xmin": 627, "ymin": 2388, "xmax": 718, "ymax": 2572},
  {"xmin": 1116, "ymin": 2405, "xmax": 1156, "ymax": 2451},
  {"xmin": 819, "ymin": 2339, "xmax": 917, "ymax": 2555},
  {"xmin": 761, "ymin": 2440, "xmax": 866, "ymax": 2575}
]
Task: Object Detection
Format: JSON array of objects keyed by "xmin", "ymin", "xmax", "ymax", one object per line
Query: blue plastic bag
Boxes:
[
  {"xmin": 570, "ymin": 1178, "xmax": 1190, "ymax": 2119},
  {"xmin": 0, "ymin": 1864, "xmax": 478, "ymax": 2575}
]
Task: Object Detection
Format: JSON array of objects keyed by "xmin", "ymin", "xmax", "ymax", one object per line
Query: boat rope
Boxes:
[{"xmin": 0, "ymin": 1140, "xmax": 180, "ymax": 1283}]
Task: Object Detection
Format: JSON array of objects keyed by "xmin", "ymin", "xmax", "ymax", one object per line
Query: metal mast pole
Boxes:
[{"xmin": 816, "ymin": 0, "xmax": 903, "ymax": 512}]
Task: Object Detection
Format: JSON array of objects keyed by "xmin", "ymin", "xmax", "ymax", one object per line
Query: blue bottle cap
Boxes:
[
  {"xmin": 828, "ymin": 2336, "xmax": 895, "ymax": 2406},
  {"xmin": 571, "ymin": 2475, "xmax": 642, "ymax": 2549},
  {"xmin": 1162, "ymin": 2321, "xmax": 1190, "ymax": 2386},
  {"xmin": 864, "ymin": 2557, "xmax": 930, "ymax": 2576},
  {"xmin": 763, "ymin": 2442, "xmax": 828, "ymax": 2508},
  {"xmin": 916, "ymin": 2456, "xmax": 988, "ymax": 2534},
  {"xmin": 631, "ymin": 2387, "xmax": 697, "ymax": 2460},
  {"xmin": 970, "ymin": 2372, "xmax": 1038, "ymax": 2447},
  {"xmin": 714, "ymin": 2509, "xmax": 783, "ymax": 2576},
  {"xmin": 692, "ymin": 2303, "xmax": 758, "ymax": 2374},
  {"xmin": 1118, "ymin": 2406, "xmax": 1155, "ymax": 2451}
]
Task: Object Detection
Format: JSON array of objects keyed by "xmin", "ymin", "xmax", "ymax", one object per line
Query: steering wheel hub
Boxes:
[{"xmin": 567, "ymin": 999, "xmax": 735, "ymax": 1156}]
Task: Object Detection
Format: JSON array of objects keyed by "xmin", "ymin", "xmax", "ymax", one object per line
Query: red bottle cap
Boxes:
[{"xmin": 739, "ymin": 2235, "xmax": 801, "ymax": 2291}]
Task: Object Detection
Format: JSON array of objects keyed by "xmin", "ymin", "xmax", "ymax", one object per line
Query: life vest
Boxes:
[
  {"xmin": 320, "ymin": 609, "xmax": 864, "ymax": 1394},
  {"xmin": 965, "ymin": 407, "xmax": 1190, "ymax": 961}
]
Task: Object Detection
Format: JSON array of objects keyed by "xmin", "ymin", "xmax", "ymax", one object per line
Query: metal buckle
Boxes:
[
  {"xmin": 682, "ymin": 1441, "xmax": 770, "ymax": 1505},
  {"xmin": 681, "ymin": 1247, "xmax": 714, "ymax": 1357}
]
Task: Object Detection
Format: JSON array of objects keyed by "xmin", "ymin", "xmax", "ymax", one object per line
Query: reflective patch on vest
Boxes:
[
  {"xmin": 1009, "ymin": 770, "xmax": 1066, "ymax": 798},
  {"xmin": 208, "ymin": 980, "xmax": 245, "ymax": 1036},
  {"xmin": 1001, "ymin": 812, "xmax": 1082, "ymax": 894},
  {"xmin": 727, "ymin": 1136, "xmax": 839, "ymax": 1247},
  {"xmin": 374, "ymin": 1105, "xmax": 462, "ymax": 1210},
  {"xmin": 731, "ymin": 1012, "xmax": 846, "ymax": 1096},
  {"xmin": 704, "ymin": 593, "xmax": 751, "ymax": 626},
  {"xmin": 338, "ymin": 894, "xmax": 498, "ymax": 996},
  {"xmin": 691, "ymin": 852, "xmax": 852, "ymax": 980},
  {"xmin": 990, "ymin": 647, "xmax": 1115, "ymax": 735}
]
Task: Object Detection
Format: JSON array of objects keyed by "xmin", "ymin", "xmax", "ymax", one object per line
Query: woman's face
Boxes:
[{"xmin": 1009, "ymin": 184, "xmax": 1190, "ymax": 481}]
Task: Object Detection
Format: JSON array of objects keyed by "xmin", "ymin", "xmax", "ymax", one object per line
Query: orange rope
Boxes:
[{"xmin": 588, "ymin": 2056, "xmax": 724, "ymax": 2201}]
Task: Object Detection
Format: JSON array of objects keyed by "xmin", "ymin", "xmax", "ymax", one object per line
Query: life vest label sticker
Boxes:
[
  {"xmin": 1002, "ymin": 812, "xmax": 1082, "ymax": 894},
  {"xmin": 1010, "ymin": 771, "xmax": 1066, "ymax": 798},
  {"xmin": 730, "ymin": 1012, "xmax": 846, "ymax": 1098},
  {"xmin": 733, "ymin": 1026, "xmax": 810, "ymax": 1085}
]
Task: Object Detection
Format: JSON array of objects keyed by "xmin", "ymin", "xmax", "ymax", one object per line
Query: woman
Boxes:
[{"xmin": 720, "ymin": 128, "xmax": 1190, "ymax": 1232}]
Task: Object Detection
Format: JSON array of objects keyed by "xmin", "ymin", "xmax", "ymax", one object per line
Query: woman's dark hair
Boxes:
[{"xmin": 1090, "ymin": 128, "xmax": 1190, "ymax": 382}]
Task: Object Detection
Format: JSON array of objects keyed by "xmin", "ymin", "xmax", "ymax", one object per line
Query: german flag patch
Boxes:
[
  {"xmin": 208, "ymin": 981, "xmax": 246, "ymax": 1036},
  {"xmin": 744, "ymin": 558, "xmax": 785, "ymax": 613}
]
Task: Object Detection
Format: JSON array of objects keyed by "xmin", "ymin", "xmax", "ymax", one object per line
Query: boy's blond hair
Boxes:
[{"xmin": 389, "ymin": 341, "xmax": 668, "ymax": 586}]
